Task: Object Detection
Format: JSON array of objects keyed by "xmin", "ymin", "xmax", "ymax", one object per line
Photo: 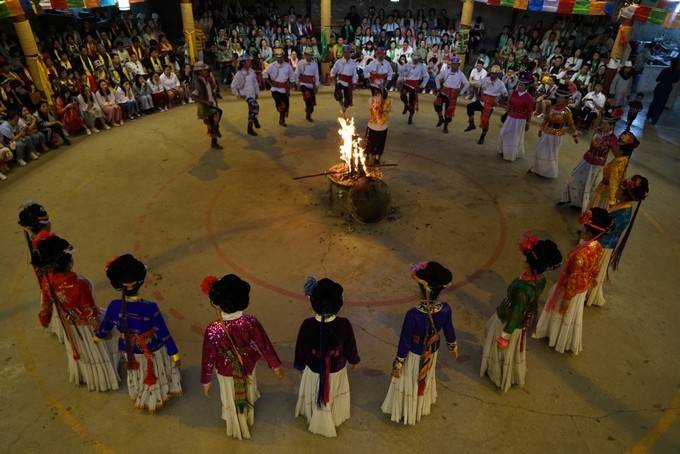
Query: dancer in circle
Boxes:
[
  {"xmin": 498, "ymin": 71, "xmax": 535, "ymax": 161},
  {"xmin": 559, "ymin": 107, "xmax": 622, "ymax": 211},
  {"xmin": 199, "ymin": 274, "xmax": 283, "ymax": 440},
  {"xmin": 587, "ymin": 175, "xmax": 649, "ymax": 307},
  {"xmin": 192, "ymin": 61, "xmax": 223, "ymax": 149},
  {"xmin": 399, "ymin": 51, "xmax": 429, "ymax": 125},
  {"xmin": 296, "ymin": 47, "xmax": 320, "ymax": 122},
  {"xmin": 533, "ymin": 208, "xmax": 611, "ymax": 354},
  {"xmin": 264, "ymin": 47, "xmax": 295, "ymax": 127},
  {"xmin": 464, "ymin": 65, "xmax": 507, "ymax": 145},
  {"xmin": 294, "ymin": 277, "xmax": 360, "ymax": 438},
  {"xmin": 231, "ymin": 54, "xmax": 261, "ymax": 137},
  {"xmin": 529, "ymin": 82, "xmax": 578, "ymax": 178},
  {"xmin": 381, "ymin": 261, "xmax": 458, "ymax": 425},
  {"xmin": 18, "ymin": 202, "xmax": 66, "ymax": 343},
  {"xmin": 365, "ymin": 78, "xmax": 391, "ymax": 165},
  {"xmin": 34, "ymin": 234, "xmax": 119, "ymax": 392},
  {"xmin": 434, "ymin": 55, "xmax": 469, "ymax": 134},
  {"xmin": 365, "ymin": 46, "xmax": 393, "ymax": 98},
  {"xmin": 97, "ymin": 254, "xmax": 182, "ymax": 412},
  {"xmin": 480, "ymin": 235, "xmax": 562, "ymax": 392},
  {"xmin": 330, "ymin": 45, "xmax": 358, "ymax": 114},
  {"xmin": 591, "ymin": 131, "xmax": 640, "ymax": 209}
]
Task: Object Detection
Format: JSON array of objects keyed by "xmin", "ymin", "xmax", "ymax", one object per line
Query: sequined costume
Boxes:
[
  {"xmin": 534, "ymin": 241, "xmax": 603, "ymax": 354},
  {"xmin": 532, "ymin": 105, "xmax": 577, "ymax": 178},
  {"xmin": 481, "ymin": 276, "xmax": 547, "ymax": 392}
]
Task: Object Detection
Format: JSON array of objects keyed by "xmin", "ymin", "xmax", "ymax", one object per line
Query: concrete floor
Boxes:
[{"xmin": 1, "ymin": 88, "xmax": 679, "ymax": 454}]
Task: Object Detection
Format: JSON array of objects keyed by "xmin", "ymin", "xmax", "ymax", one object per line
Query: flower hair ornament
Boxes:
[
  {"xmin": 303, "ymin": 276, "xmax": 318, "ymax": 297},
  {"xmin": 200, "ymin": 275, "xmax": 218, "ymax": 295},
  {"xmin": 578, "ymin": 209, "xmax": 610, "ymax": 238},
  {"xmin": 518, "ymin": 232, "xmax": 539, "ymax": 254}
]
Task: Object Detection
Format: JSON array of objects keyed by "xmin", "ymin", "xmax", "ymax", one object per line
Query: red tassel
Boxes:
[
  {"xmin": 322, "ymin": 355, "xmax": 331, "ymax": 406},
  {"xmin": 32, "ymin": 230, "xmax": 54, "ymax": 247},
  {"xmin": 200, "ymin": 275, "xmax": 218, "ymax": 295}
]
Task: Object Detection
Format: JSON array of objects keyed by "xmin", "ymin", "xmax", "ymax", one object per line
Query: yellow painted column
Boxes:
[
  {"xmin": 180, "ymin": 0, "xmax": 197, "ymax": 63},
  {"xmin": 12, "ymin": 11, "xmax": 53, "ymax": 102},
  {"xmin": 458, "ymin": 0, "xmax": 474, "ymax": 66},
  {"xmin": 320, "ymin": 0, "xmax": 331, "ymax": 82},
  {"xmin": 604, "ymin": 19, "xmax": 633, "ymax": 92}
]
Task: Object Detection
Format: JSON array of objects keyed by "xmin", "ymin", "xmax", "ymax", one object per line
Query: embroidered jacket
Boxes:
[
  {"xmin": 583, "ymin": 130, "xmax": 618, "ymax": 166},
  {"xmin": 564, "ymin": 241, "xmax": 603, "ymax": 301},
  {"xmin": 542, "ymin": 106, "xmax": 577, "ymax": 137},
  {"xmin": 507, "ymin": 90, "xmax": 534, "ymax": 120},
  {"xmin": 395, "ymin": 302, "xmax": 456, "ymax": 358},
  {"xmin": 600, "ymin": 205, "xmax": 633, "ymax": 249},
  {"xmin": 496, "ymin": 276, "xmax": 546, "ymax": 335},
  {"xmin": 294, "ymin": 316, "xmax": 360, "ymax": 374},
  {"xmin": 39, "ymin": 271, "xmax": 98, "ymax": 327}
]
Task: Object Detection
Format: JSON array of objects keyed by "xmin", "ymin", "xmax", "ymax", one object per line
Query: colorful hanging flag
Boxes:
[
  {"xmin": 528, "ymin": 0, "xmax": 544, "ymax": 12},
  {"xmin": 84, "ymin": 0, "xmax": 98, "ymax": 7},
  {"xmin": 100, "ymin": 0, "xmax": 114, "ymax": 6},
  {"xmin": 573, "ymin": 0, "xmax": 591, "ymax": 14},
  {"xmin": 514, "ymin": 0, "xmax": 529, "ymax": 10}
]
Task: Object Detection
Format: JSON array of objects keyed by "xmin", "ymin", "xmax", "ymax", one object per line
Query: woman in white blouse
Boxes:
[
  {"xmin": 565, "ymin": 48, "xmax": 583, "ymax": 72},
  {"xmin": 77, "ymin": 85, "xmax": 108, "ymax": 134},
  {"xmin": 95, "ymin": 79, "xmax": 123, "ymax": 127}
]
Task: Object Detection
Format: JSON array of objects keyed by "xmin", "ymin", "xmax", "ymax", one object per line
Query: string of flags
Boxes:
[
  {"xmin": 0, "ymin": 0, "xmax": 146, "ymax": 18},
  {"xmin": 474, "ymin": 0, "xmax": 680, "ymax": 28}
]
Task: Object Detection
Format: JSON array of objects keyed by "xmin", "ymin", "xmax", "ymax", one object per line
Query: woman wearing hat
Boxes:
[
  {"xmin": 591, "ymin": 131, "xmax": 640, "ymax": 209},
  {"xmin": 231, "ymin": 54, "xmax": 261, "ymax": 137},
  {"xmin": 294, "ymin": 277, "xmax": 360, "ymax": 437},
  {"xmin": 434, "ymin": 55, "xmax": 469, "ymax": 133},
  {"xmin": 464, "ymin": 65, "xmax": 507, "ymax": 145},
  {"xmin": 587, "ymin": 175, "xmax": 649, "ymax": 307},
  {"xmin": 200, "ymin": 274, "xmax": 283, "ymax": 440},
  {"xmin": 481, "ymin": 235, "xmax": 562, "ymax": 391},
  {"xmin": 559, "ymin": 106, "xmax": 622, "ymax": 211},
  {"xmin": 534, "ymin": 208, "xmax": 611, "ymax": 354},
  {"xmin": 381, "ymin": 261, "xmax": 458, "ymax": 425},
  {"xmin": 498, "ymin": 71, "xmax": 534, "ymax": 161},
  {"xmin": 34, "ymin": 234, "xmax": 119, "ymax": 392},
  {"xmin": 529, "ymin": 82, "xmax": 578, "ymax": 178},
  {"xmin": 97, "ymin": 255, "xmax": 182, "ymax": 412},
  {"xmin": 264, "ymin": 48, "xmax": 295, "ymax": 127},
  {"xmin": 295, "ymin": 47, "xmax": 320, "ymax": 122},
  {"xmin": 399, "ymin": 51, "xmax": 429, "ymax": 125},
  {"xmin": 193, "ymin": 61, "xmax": 223, "ymax": 147},
  {"xmin": 330, "ymin": 45, "xmax": 358, "ymax": 114}
]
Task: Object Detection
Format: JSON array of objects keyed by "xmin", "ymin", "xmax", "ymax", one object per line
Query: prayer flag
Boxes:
[
  {"xmin": 514, "ymin": 0, "xmax": 529, "ymax": 10},
  {"xmin": 542, "ymin": 0, "xmax": 560, "ymax": 13},
  {"xmin": 528, "ymin": 0, "xmax": 544, "ymax": 12},
  {"xmin": 648, "ymin": 8, "xmax": 667, "ymax": 24},
  {"xmin": 557, "ymin": 0, "xmax": 576, "ymax": 14},
  {"xmin": 633, "ymin": 5, "xmax": 652, "ymax": 21},
  {"xmin": 501, "ymin": 0, "xmax": 515, "ymax": 7},
  {"xmin": 573, "ymin": 0, "xmax": 591, "ymax": 14},
  {"xmin": 84, "ymin": 0, "xmax": 98, "ymax": 7}
]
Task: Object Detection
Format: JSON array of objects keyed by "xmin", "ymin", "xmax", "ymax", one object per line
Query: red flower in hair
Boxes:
[
  {"xmin": 200, "ymin": 275, "xmax": 218, "ymax": 295},
  {"xmin": 31, "ymin": 230, "xmax": 54, "ymax": 247},
  {"xmin": 518, "ymin": 233, "xmax": 539, "ymax": 253},
  {"xmin": 578, "ymin": 210, "xmax": 593, "ymax": 226}
]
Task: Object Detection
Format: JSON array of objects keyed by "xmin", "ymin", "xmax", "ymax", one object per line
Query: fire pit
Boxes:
[{"xmin": 327, "ymin": 117, "xmax": 392, "ymax": 223}]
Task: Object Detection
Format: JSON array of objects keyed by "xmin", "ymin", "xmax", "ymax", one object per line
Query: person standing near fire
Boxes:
[
  {"xmin": 365, "ymin": 79, "xmax": 391, "ymax": 165},
  {"xmin": 434, "ymin": 55, "xmax": 469, "ymax": 134},
  {"xmin": 231, "ymin": 54, "xmax": 261, "ymax": 137},
  {"xmin": 399, "ymin": 52, "xmax": 429, "ymax": 125},
  {"xmin": 295, "ymin": 47, "xmax": 320, "ymax": 122},
  {"xmin": 464, "ymin": 65, "xmax": 507, "ymax": 145},
  {"xmin": 264, "ymin": 48, "xmax": 295, "ymax": 127},
  {"xmin": 330, "ymin": 45, "xmax": 358, "ymax": 114}
]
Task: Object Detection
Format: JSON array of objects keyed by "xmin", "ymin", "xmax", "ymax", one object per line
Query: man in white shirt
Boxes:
[
  {"xmin": 231, "ymin": 55, "xmax": 261, "ymax": 136},
  {"xmin": 192, "ymin": 61, "xmax": 223, "ymax": 148},
  {"xmin": 159, "ymin": 65, "xmax": 185, "ymax": 106},
  {"xmin": 468, "ymin": 60, "xmax": 487, "ymax": 100},
  {"xmin": 399, "ymin": 51, "xmax": 429, "ymax": 124},
  {"xmin": 465, "ymin": 65, "xmax": 508, "ymax": 144},
  {"xmin": 125, "ymin": 52, "xmax": 147, "ymax": 78},
  {"xmin": 330, "ymin": 45, "xmax": 358, "ymax": 113},
  {"xmin": 295, "ymin": 47, "xmax": 320, "ymax": 122},
  {"xmin": 434, "ymin": 55, "xmax": 469, "ymax": 133},
  {"xmin": 580, "ymin": 83, "xmax": 606, "ymax": 129},
  {"xmin": 395, "ymin": 41, "xmax": 413, "ymax": 63},
  {"xmin": 365, "ymin": 47, "xmax": 393, "ymax": 94},
  {"xmin": 264, "ymin": 47, "xmax": 295, "ymax": 126}
]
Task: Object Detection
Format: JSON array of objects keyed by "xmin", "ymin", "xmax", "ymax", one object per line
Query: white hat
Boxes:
[
  {"xmin": 623, "ymin": 60, "xmax": 633, "ymax": 68},
  {"xmin": 606, "ymin": 58, "xmax": 619, "ymax": 70}
]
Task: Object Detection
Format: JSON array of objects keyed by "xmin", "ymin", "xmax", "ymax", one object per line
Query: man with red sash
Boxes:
[
  {"xmin": 264, "ymin": 47, "xmax": 295, "ymax": 127},
  {"xmin": 365, "ymin": 46, "xmax": 393, "ymax": 94},
  {"xmin": 464, "ymin": 65, "xmax": 508, "ymax": 144},
  {"xmin": 399, "ymin": 52, "xmax": 429, "ymax": 125},
  {"xmin": 434, "ymin": 55, "xmax": 469, "ymax": 133},
  {"xmin": 330, "ymin": 45, "xmax": 358, "ymax": 114},
  {"xmin": 295, "ymin": 47, "xmax": 320, "ymax": 122}
]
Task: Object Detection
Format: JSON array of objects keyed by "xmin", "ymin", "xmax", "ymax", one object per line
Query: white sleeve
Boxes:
[{"xmin": 230, "ymin": 72, "xmax": 242, "ymax": 96}]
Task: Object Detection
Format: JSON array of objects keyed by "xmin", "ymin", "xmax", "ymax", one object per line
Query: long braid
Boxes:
[{"xmin": 316, "ymin": 313, "xmax": 327, "ymax": 408}]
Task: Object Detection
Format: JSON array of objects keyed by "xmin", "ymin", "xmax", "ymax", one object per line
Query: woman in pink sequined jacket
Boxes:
[{"xmin": 200, "ymin": 274, "xmax": 283, "ymax": 440}]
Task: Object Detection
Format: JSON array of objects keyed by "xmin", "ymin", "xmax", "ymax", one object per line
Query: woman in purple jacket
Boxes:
[
  {"xmin": 381, "ymin": 261, "xmax": 459, "ymax": 425},
  {"xmin": 294, "ymin": 277, "xmax": 360, "ymax": 438},
  {"xmin": 200, "ymin": 274, "xmax": 283, "ymax": 440}
]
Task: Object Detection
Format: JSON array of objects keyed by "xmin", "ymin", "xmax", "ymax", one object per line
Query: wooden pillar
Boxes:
[
  {"xmin": 458, "ymin": 0, "xmax": 474, "ymax": 67},
  {"xmin": 180, "ymin": 0, "xmax": 197, "ymax": 63},
  {"xmin": 320, "ymin": 0, "xmax": 331, "ymax": 83},
  {"xmin": 12, "ymin": 11, "xmax": 53, "ymax": 102},
  {"xmin": 604, "ymin": 19, "xmax": 633, "ymax": 93}
]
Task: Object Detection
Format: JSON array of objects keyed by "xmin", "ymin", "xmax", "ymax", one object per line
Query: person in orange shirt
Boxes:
[{"xmin": 365, "ymin": 81, "xmax": 391, "ymax": 165}]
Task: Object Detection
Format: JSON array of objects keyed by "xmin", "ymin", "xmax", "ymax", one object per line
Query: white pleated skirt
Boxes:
[
  {"xmin": 125, "ymin": 349, "xmax": 182, "ymax": 412},
  {"xmin": 49, "ymin": 313, "xmax": 66, "ymax": 344},
  {"xmin": 63, "ymin": 323, "xmax": 119, "ymax": 392},
  {"xmin": 498, "ymin": 117, "xmax": 527, "ymax": 162},
  {"xmin": 532, "ymin": 134, "xmax": 562, "ymax": 178},
  {"xmin": 561, "ymin": 160, "xmax": 602, "ymax": 212},
  {"xmin": 534, "ymin": 284, "xmax": 587, "ymax": 355},
  {"xmin": 217, "ymin": 371, "xmax": 260, "ymax": 440},
  {"xmin": 295, "ymin": 366, "xmax": 351, "ymax": 438},
  {"xmin": 586, "ymin": 248, "xmax": 613, "ymax": 307},
  {"xmin": 381, "ymin": 351, "xmax": 438, "ymax": 425},
  {"xmin": 480, "ymin": 314, "xmax": 526, "ymax": 392}
]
